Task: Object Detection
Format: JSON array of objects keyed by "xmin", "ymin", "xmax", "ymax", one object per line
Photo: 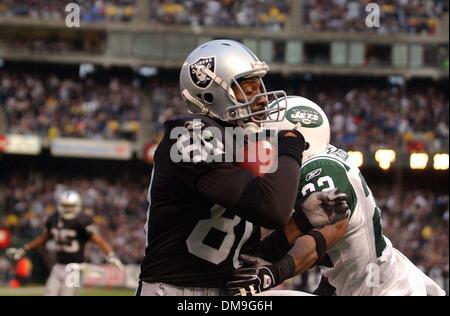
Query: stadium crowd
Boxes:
[
  {"xmin": 149, "ymin": 0, "xmax": 289, "ymax": 31},
  {"xmin": 148, "ymin": 80, "xmax": 449, "ymax": 153},
  {"xmin": 0, "ymin": 0, "xmax": 136, "ymax": 22},
  {"xmin": 300, "ymin": 84, "xmax": 449, "ymax": 153},
  {"xmin": 149, "ymin": 0, "xmax": 448, "ymax": 34},
  {"xmin": 0, "ymin": 0, "xmax": 448, "ymax": 35},
  {"xmin": 1, "ymin": 69, "xmax": 447, "ymax": 151},
  {"xmin": 303, "ymin": 0, "xmax": 449, "ymax": 34},
  {"xmin": 0, "ymin": 173, "xmax": 448, "ymax": 293},
  {"xmin": 0, "ymin": 71, "xmax": 141, "ymax": 140}
]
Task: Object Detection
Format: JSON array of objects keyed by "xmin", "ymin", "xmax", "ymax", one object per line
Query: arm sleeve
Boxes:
[
  {"xmin": 195, "ymin": 156, "xmax": 300, "ymax": 229},
  {"xmin": 258, "ymin": 228, "xmax": 292, "ymax": 262},
  {"xmin": 44, "ymin": 215, "xmax": 53, "ymax": 234},
  {"xmin": 80, "ymin": 215, "xmax": 98, "ymax": 240},
  {"xmin": 168, "ymin": 116, "xmax": 303, "ymax": 229}
]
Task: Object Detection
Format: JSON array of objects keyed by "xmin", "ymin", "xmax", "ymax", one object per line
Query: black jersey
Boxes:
[
  {"xmin": 139, "ymin": 114, "xmax": 302, "ymax": 288},
  {"xmin": 45, "ymin": 212, "xmax": 96, "ymax": 264},
  {"xmin": 139, "ymin": 114, "xmax": 255, "ymax": 287}
]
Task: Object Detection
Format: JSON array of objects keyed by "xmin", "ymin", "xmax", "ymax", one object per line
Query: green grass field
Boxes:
[{"xmin": 0, "ymin": 286, "xmax": 135, "ymax": 296}]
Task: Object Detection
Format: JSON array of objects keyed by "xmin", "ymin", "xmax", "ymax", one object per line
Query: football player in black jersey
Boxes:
[
  {"xmin": 137, "ymin": 39, "xmax": 349, "ymax": 296},
  {"xmin": 6, "ymin": 190, "xmax": 122, "ymax": 296}
]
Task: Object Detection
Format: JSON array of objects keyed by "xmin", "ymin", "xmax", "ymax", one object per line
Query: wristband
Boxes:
[{"xmin": 305, "ymin": 229, "xmax": 327, "ymax": 265}]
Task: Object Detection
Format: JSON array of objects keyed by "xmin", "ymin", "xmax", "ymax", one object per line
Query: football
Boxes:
[{"xmin": 238, "ymin": 140, "xmax": 277, "ymax": 177}]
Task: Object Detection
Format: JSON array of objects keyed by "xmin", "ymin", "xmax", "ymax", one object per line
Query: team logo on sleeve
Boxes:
[
  {"xmin": 189, "ymin": 57, "xmax": 215, "ymax": 89},
  {"xmin": 286, "ymin": 106, "xmax": 323, "ymax": 128}
]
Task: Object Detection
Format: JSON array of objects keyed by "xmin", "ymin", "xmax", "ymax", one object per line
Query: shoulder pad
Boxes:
[
  {"xmin": 164, "ymin": 114, "xmax": 224, "ymax": 131},
  {"xmin": 164, "ymin": 114, "xmax": 230, "ymax": 164}
]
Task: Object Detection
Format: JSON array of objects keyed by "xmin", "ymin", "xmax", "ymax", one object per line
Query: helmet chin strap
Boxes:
[{"xmin": 181, "ymin": 89, "xmax": 221, "ymax": 120}]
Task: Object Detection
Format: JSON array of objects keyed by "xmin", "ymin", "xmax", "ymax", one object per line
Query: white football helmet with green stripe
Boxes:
[{"xmin": 265, "ymin": 95, "xmax": 330, "ymax": 162}]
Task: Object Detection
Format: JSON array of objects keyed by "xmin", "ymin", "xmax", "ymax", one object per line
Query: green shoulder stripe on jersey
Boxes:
[
  {"xmin": 299, "ymin": 157, "xmax": 357, "ymax": 217},
  {"xmin": 307, "ymin": 154, "xmax": 351, "ymax": 172}
]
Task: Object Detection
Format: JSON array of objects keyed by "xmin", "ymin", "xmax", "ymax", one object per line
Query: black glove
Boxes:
[
  {"xmin": 226, "ymin": 254, "xmax": 295, "ymax": 296},
  {"xmin": 277, "ymin": 130, "xmax": 306, "ymax": 165}
]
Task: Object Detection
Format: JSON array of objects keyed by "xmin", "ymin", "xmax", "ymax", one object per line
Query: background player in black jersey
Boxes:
[
  {"xmin": 137, "ymin": 39, "xmax": 349, "ymax": 296},
  {"xmin": 6, "ymin": 190, "xmax": 122, "ymax": 296}
]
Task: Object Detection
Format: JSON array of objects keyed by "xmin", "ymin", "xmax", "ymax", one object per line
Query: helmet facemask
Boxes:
[
  {"xmin": 183, "ymin": 62, "xmax": 286, "ymax": 125},
  {"xmin": 58, "ymin": 202, "xmax": 82, "ymax": 220},
  {"xmin": 228, "ymin": 82, "xmax": 286, "ymax": 125},
  {"xmin": 57, "ymin": 190, "xmax": 82, "ymax": 220}
]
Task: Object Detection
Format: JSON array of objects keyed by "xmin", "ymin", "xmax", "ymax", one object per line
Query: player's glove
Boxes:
[
  {"xmin": 301, "ymin": 188, "xmax": 350, "ymax": 228},
  {"xmin": 106, "ymin": 252, "xmax": 123, "ymax": 269},
  {"xmin": 226, "ymin": 254, "xmax": 295, "ymax": 296},
  {"xmin": 6, "ymin": 247, "xmax": 26, "ymax": 261}
]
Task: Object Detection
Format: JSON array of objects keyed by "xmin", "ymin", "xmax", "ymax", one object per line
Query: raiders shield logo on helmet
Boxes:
[{"xmin": 189, "ymin": 56, "xmax": 216, "ymax": 89}]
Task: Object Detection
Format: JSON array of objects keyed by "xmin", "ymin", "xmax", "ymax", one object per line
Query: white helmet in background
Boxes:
[
  {"xmin": 57, "ymin": 190, "xmax": 82, "ymax": 220},
  {"xmin": 265, "ymin": 96, "xmax": 330, "ymax": 163}
]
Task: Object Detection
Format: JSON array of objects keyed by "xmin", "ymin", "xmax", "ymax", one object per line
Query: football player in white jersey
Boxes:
[{"xmin": 228, "ymin": 96, "xmax": 446, "ymax": 296}]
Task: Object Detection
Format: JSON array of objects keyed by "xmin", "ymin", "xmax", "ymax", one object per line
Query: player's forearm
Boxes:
[
  {"xmin": 258, "ymin": 217, "xmax": 303, "ymax": 262},
  {"xmin": 316, "ymin": 218, "xmax": 349, "ymax": 250},
  {"xmin": 24, "ymin": 232, "xmax": 50, "ymax": 251},
  {"xmin": 235, "ymin": 156, "xmax": 301, "ymax": 229},
  {"xmin": 287, "ymin": 234, "xmax": 318, "ymax": 275},
  {"xmin": 196, "ymin": 156, "xmax": 301, "ymax": 229},
  {"xmin": 91, "ymin": 233, "xmax": 113, "ymax": 254},
  {"xmin": 284, "ymin": 217, "xmax": 304, "ymax": 244},
  {"xmin": 287, "ymin": 218, "xmax": 349, "ymax": 275},
  {"xmin": 197, "ymin": 131, "xmax": 304, "ymax": 229}
]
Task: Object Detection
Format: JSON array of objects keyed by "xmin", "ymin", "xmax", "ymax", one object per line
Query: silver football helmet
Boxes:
[
  {"xmin": 179, "ymin": 39, "xmax": 287, "ymax": 126},
  {"xmin": 57, "ymin": 190, "xmax": 82, "ymax": 220}
]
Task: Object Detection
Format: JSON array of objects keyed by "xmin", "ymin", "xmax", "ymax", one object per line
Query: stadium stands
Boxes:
[
  {"xmin": 0, "ymin": 0, "xmax": 136, "ymax": 22},
  {"xmin": 0, "ymin": 70, "xmax": 142, "ymax": 140}
]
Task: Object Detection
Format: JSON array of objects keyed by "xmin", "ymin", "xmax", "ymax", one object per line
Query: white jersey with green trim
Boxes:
[{"xmin": 299, "ymin": 145, "xmax": 445, "ymax": 296}]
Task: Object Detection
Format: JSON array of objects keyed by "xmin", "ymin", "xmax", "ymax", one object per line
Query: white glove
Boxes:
[
  {"xmin": 302, "ymin": 188, "xmax": 350, "ymax": 228},
  {"xmin": 106, "ymin": 253, "xmax": 123, "ymax": 270},
  {"xmin": 6, "ymin": 247, "xmax": 26, "ymax": 261}
]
